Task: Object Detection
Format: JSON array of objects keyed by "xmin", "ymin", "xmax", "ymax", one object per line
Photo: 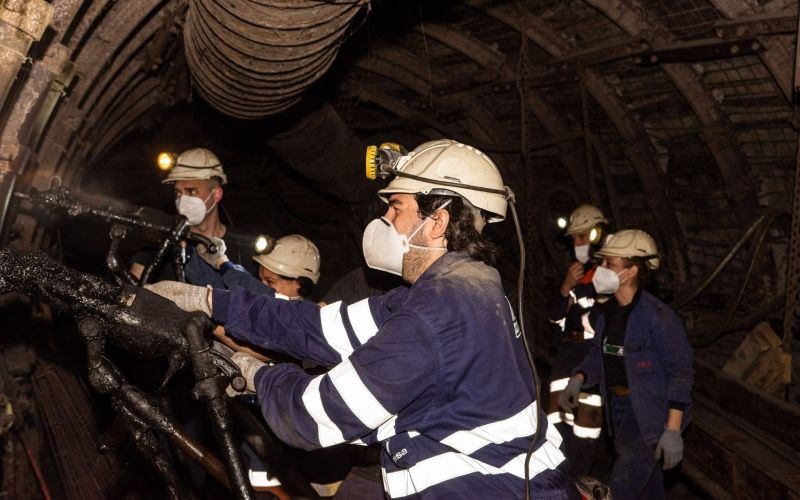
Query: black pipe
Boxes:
[{"xmin": 183, "ymin": 314, "xmax": 254, "ymax": 500}]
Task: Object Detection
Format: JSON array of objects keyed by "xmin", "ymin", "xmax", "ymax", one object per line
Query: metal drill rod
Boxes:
[{"xmin": 14, "ymin": 187, "xmax": 218, "ymax": 284}]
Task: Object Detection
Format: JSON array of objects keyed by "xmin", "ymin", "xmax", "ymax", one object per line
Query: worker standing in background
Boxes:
[
  {"xmin": 130, "ymin": 147, "xmax": 257, "ymax": 285},
  {"xmin": 560, "ymin": 229, "xmax": 693, "ymax": 500},
  {"xmin": 130, "ymin": 147, "xmax": 265, "ymax": 492},
  {"xmin": 147, "ymin": 139, "xmax": 574, "ymax": 498},
  {"xmin": 546, "ymin": 204, "xmax": 608, "ymax": 476}
]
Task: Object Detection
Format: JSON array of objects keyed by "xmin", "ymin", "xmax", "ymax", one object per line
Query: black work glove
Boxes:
[{"xmin": 558, "ymin": 375, "xmax": 583, "ymax": 411}]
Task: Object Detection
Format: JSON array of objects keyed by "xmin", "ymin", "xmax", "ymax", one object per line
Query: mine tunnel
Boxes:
[{"xmin": 0, "ymin": 0, "xmax": 798, "ymax": 498}]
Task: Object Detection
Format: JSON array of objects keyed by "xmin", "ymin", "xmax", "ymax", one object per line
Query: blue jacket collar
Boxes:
[{"xmin": 415, "ymin": 251, "xmax": 473, "ymax": 283}]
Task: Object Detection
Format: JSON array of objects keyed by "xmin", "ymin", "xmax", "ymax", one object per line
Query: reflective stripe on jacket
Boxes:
[{"xmin": 213, "ymin": 251, "xmax": 568, "ymax": 498}]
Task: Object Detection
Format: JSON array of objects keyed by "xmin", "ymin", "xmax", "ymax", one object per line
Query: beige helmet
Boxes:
[
  {"xmin": 253, "ymin": 234, "xmax": 321, "ymax": 284},
  {"xmin": 594, "ymin": 229, "xmax": 660, "ymax": 270},
  {"xmin": 162, "ymin": 148, "xmax": 228, "ymax": 185},
  {"xmin": 566, "ymin": 204, "xmax": 607, "ymax": 236},
  {"xmin": 377, "ymin": 139, "xmax": 507, "ymax": 223}
]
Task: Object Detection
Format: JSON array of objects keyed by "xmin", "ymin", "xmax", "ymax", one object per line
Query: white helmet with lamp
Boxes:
[
  {"xmin": 161, "ymin": 148, "xmax": 228, "ymax": 185},
  {"xmin": 253, "ymin": 234, "xmax": 321, "ymax": 284},
  {"xmin": 370, "ymin": 139, "xmax": 508, "ymax": 224},
  {"xmin": 565, "ymin": 204, "xmax": 607, "ymax": 238}
]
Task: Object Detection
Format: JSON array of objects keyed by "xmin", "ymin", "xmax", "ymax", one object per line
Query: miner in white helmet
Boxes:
[
  {"xmin": 146, "ymin": 139, "xmax": 573, "ymax": 498},
  {"xmin": 559, "ymin": 229, "xmax": 693, "ymax": 499},
  {"xmin": 198, "ymin": 233, "xmax": 321, "ymax": 301},
  {"xmin": 546, "ymin": 204, "xmax": 609, "ymax": 476},
  {"xmin": 130, "ymin": 147, "xmax": 256, "ymax": 288}
]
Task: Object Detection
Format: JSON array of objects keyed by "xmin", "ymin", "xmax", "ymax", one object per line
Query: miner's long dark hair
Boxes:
[{"xmin": 416, "ymin": 193, "xmax": 498, "ymax": 265}]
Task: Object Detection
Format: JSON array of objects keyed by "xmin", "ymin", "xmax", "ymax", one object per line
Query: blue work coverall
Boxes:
[
  {"xmin": 574, "ymin": 290, "xmax": 693, "ymax": 499},
  {"xmin": 212, "ymin": 251, "xmax": 572, "ymax": 499}
]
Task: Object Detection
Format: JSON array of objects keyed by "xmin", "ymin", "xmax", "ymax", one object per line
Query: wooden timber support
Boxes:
[{"xmin": 687, "ymin": 358, "xmax": 800, "ymax": 498}]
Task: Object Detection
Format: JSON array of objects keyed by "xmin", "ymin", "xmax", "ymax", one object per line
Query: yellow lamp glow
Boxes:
[
  {"xmin": 157, "ymin": 152, "xmax": 175, "ymax": 171},
  {"xmin": 254, "ymin": 235, "xmax": 270, "ymax": 254}
]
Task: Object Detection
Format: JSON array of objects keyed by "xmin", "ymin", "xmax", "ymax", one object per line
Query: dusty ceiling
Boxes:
[{"xmin": 0, "ymin": 0, "xmax": 798, "ymax": 336}]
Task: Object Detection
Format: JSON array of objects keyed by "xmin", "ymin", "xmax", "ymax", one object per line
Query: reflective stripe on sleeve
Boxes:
[
  {"xmin": 329, "ymin": 359, "xmax": 394, "ymax": 429},
  {"xmin": 346, "ymin": 298, "xmax": 379, "ymax": 345},
  {"xmin": 376, "ymin": 415, "xmax": 398, "ymax": 441},
  {"xmin": 319, "ymin": 301, "xmax": 355, "ymax": 359},
  {"xmin": 301, "ymin": 375, "xmax": 345, "ymax": 446}
]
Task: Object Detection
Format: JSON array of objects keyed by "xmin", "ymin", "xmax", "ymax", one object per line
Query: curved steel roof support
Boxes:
[
  {"xmin": 470, "ymin": 0, "xmax": 689, "ymax": 282},
  {"xmin": 356, "ymin": 47, "xmax": 522, "ymax": 155},
  {"xmin": 707, "ymin": 0, "xmax": 795, "ymax": 102},
  {"xmin": 585, "ymin": 0, "xmax": 758, "ymax": 225},
  {"xmin": 353, "ymin": 86, "xmax": 442, "ymax": 142},
  {"xmin": 417, "ymin": 22, "xmax": 590, "ymax": 195}
]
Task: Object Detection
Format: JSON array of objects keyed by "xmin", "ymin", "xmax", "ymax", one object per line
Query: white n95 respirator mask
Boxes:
[
  {"xmin": 574, "ymin": 244, "xmax": 590, "ymax": 264},
  {"xmin": 362, "ymin": 200, "xmax": 450, "ymax": 276},
  {"xmin": 176, "ymin": 192, "xmax": 215, "ymax": 226},
  {"xmin": 592, "ymin": 266, "xmax": 630, "ymax": 294}
]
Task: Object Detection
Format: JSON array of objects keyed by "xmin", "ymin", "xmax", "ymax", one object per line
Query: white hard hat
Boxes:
[
  {"xmin": 566, "ymin": 204, "xmax": 607, "ymax": 236},
  {"xmin": 377, "ymin": 139, "xmax": 507, "ymax": 222},
  {"xmin": 162, "ymin": 148, "xmax": 228, "ymax": 185},
  {"xmin": 595, "ymin": 229, "xmax": 660, "ymax": 270},
  {"xmin": 253, "ymin": 234, "xmax": 321, "ymax": 284}
]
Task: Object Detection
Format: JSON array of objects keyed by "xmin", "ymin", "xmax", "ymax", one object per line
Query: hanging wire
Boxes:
[
  {"xmin": 418, "ymin": 1, "xmax": 435, "ymax": 109},
  {"xmin": 580, "ymin": 80, "xmax": 600, "ymax": 206},
  {"xmin": 513, "ymin": 2, "xmax": 546, "ymax": 498}
]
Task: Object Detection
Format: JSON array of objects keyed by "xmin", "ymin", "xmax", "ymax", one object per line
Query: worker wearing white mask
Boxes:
[
  {"xmin": 131, "ymin": 147, "xmax": 256, "ymax": 288},
  {"xmin": 545, "ymin": 204, "xmax": 608, "ymax": 476},
  {"xmin": 145, "ymin": 139, "xmax": 573, "ymax": 499},
  {"xmin": 560, "ymin": 230, "xmax": 693, "ymax": 500}
]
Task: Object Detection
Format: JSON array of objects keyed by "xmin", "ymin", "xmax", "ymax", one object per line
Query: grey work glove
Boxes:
[
  {"xmin": 231, "ymin": 352, "xmax": 269, "ymax": 394},
  {"xmin": 196, "ymin": 237, "xmax": 228, "ymax": 270},
  {"xmin": 558, "ymin": 375, "xmax": 583, "ymax": 411},
  {"xmin": 654, "ymin": 429, "xmax": 683, "ymax": 470},
  {"xmin": 144, "ymin": 280, "xmax": 212, "ymax": 316}
]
